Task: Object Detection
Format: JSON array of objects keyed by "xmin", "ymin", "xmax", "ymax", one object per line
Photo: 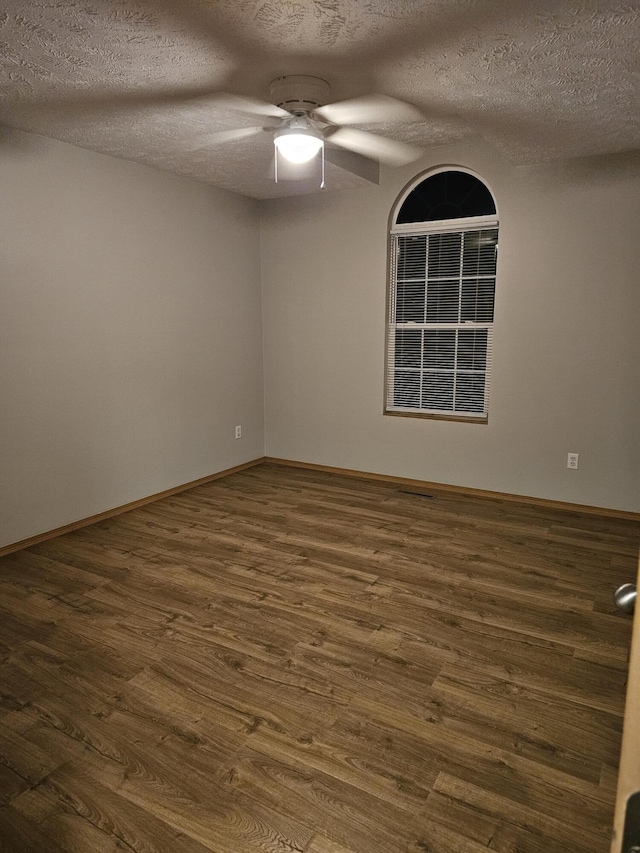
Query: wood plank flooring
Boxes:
[{"xmin": 1, "ymin": 462, "xmax": 639, "ymax": 852}]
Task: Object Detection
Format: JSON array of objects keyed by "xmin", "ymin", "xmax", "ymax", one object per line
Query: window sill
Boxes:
[{"xmin": 384, "ymin": 410, "xmax": 488, "ymax": 425}]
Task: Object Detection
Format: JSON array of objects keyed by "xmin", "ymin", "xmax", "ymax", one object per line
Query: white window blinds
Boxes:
[{"xmin": 386, "ymin": 223, "xmax": 498, "ymax": 419}]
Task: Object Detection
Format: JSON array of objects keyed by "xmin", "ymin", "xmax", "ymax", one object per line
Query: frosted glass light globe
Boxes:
[{"xmin": 274, "ymin": 128, "xmax": 323, "ymax": 164}]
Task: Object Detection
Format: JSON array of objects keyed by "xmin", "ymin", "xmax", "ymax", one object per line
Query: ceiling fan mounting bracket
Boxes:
[{"xmin": 269, "ymin": 75, "xmax": 331, "ymax": 115}]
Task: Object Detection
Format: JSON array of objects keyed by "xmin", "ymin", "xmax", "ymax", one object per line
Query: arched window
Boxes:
[{"xmin": 385, "ymin": 168, "xmax": 498, "ymax": 421}]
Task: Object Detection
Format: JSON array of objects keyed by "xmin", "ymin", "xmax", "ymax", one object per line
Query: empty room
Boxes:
[{"xmin": 1, "ymin": 2, "xmax": 640, "ymax": 852}]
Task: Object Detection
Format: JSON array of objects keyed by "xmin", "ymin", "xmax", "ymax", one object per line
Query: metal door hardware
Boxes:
[{"xmin": 615, "ymin": 584, "xmax": 637, "ymax": 615}]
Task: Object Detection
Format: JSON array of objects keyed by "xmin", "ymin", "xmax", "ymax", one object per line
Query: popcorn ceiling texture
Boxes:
[{"xmin": 0, "ymin": 0, "xmax": 638, "ymax": 198}]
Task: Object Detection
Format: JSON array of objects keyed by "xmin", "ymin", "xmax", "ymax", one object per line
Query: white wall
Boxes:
[
  {"xmin": 0, "ymin": 134, "xmax": 264, "ymax": 547},
  {"xmin": 2, "ymin": 133, "xmax": 638, "ymax": 547},
  {"xmin": 261, "ymin": 140, "xmax": 640, "ymax": 513}
]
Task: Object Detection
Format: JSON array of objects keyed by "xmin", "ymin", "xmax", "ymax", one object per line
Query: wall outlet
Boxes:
[
  {"xmin": 235, "ymin": 425, "xmax": 242, "ymax": 439},
  {"xmin": 567, "ymin": 452, "xmax": 579, "ymax": 469}
]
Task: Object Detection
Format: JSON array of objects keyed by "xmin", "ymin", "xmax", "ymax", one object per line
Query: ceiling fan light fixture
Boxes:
[{"xmin": 274, "ymin": 120, "xmax": 323, "ymax": 164}]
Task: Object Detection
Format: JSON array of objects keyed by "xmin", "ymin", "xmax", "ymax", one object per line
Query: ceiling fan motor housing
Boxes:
[{"xmin": 269, "ymin": 75, "xmax": 331, "ymax": 115}]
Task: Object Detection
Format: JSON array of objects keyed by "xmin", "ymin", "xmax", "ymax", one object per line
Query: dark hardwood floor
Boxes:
[{"xmin": 1, "ymin": 462, "xmax": 639, "ymax": 852}]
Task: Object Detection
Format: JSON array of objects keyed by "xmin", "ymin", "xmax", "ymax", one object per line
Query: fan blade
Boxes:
[
  {"xmin": 315, "ymin": 94, "xmax": 422, "ymax": 127},
  {"xmin": 324, "ymin": 147, "xmax": 379, "ymax": 184},
  {"xmin": 191, "ymin": 126, "xmax": 265, "ymax": 150},
  {"xmin": 210, "ymin": 93, "xmax": 290, "ymax": 120},
  {"xmin": 327, "ymin": 127, "xmax": 422, "ymax": 166},
  {"xmin": 0, "ymin": 89, "xmax": 289, "ymax": 125}
]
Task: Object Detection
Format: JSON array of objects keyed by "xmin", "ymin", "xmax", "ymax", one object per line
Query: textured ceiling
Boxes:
[{"xmin": 0, "ymin": 0, "xmax": 638, "ymax": 198}]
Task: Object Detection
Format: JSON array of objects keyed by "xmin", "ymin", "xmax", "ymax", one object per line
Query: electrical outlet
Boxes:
[
  {"xmin": 235, "ymin": 425, "xmax": 242, "ymax": 439},
  {"xmin": 567, "ymin": 452, "xmax": 579, "ymax": 469}
]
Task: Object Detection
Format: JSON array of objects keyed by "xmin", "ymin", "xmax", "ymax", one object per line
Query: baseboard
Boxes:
[
  {"xmin": 264, "ymin": 457, "xmax": 640, "ymax": 522},
  {"xmin": 0, "ymin": 458, "xmax": 266, "ymax": 558},
  {"xmin": 3, "ymin": 454, "xmax": 638, "ymax": 559}
]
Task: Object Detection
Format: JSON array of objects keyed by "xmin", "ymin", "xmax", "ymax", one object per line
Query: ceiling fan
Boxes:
[{"xmin": 199, "ymin": 75, "xmax": 425, "ymax": 183}]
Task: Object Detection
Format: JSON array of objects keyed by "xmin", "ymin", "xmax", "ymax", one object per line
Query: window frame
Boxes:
[{"xmin": 385, "ymin": 168, "xmax": 498, "ymax": 424}]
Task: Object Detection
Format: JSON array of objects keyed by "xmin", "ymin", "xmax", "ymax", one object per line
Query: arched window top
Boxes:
[{"xmin": 395, "ymin": 168, "xmax": 496, "ymax": 225}]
